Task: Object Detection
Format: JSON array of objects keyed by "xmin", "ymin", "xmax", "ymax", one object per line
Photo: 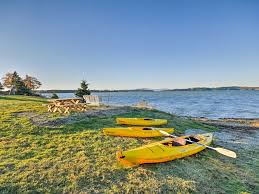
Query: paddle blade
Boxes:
[
  {"xmin": 159, "ymin": 130, "xmax": 171, "ymax": 136},
  {"xmin": 214, "ymin": 148, "xmax": 237, "ymax": 158}
]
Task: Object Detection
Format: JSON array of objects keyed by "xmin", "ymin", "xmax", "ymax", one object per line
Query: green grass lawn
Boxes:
[{"xmin": 0, "ymin": 95, "xmax": 257, "ymax": 193}]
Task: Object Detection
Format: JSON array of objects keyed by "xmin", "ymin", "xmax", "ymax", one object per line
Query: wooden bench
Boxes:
[{"xmin": 83, "ymin": 95, "xmax": 102, "ymax": 106}]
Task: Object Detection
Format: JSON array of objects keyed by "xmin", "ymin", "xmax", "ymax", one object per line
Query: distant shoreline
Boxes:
[{"xmin": 37, "ymin": 86, "xmax": 259, "ymax": 93}]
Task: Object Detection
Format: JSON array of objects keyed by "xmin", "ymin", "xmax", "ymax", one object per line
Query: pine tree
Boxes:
[
  {"xmin": 75, "ymin": 80, "xmax": 91, "ymax": 98},
  {"xmin": 0, "ymin": 82, "xmax": 3, "ymax": 91}
]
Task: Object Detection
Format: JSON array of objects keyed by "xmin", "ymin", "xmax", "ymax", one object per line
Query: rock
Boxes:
[{"xmin": 184, "ymin": 128, "xmax": 208, "ymax": 135}]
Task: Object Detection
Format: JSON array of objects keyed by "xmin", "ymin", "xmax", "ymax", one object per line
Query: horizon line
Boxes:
[{"xmin": 36, "ymin": 85, "xmax": 259, "ymax": 91}]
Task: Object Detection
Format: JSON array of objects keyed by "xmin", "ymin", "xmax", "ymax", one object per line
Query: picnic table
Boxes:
[
  {"xmin": 51, "ymin": 98, "xmax": 81, "ymax": 105},
  {"xmin": 47, "ymin": 98, "xmax": 87, "ymax": 114}
]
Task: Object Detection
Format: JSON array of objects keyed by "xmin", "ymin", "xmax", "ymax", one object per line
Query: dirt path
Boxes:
[{"xmin": 15, "ymin": 106, "xmax": 133, "ymax": 127}]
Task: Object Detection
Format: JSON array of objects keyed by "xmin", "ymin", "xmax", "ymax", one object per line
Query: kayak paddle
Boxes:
[{"xmin": 159, "ymin": 130, "xmax": 237, "ymax": 158}]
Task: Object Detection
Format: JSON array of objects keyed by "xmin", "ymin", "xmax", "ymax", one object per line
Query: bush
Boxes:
[{"xmin": 51, "ymin": 93, "xmax": 59, "ymax": 99}]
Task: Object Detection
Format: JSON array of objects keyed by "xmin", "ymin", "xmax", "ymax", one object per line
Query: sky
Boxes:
[{"xmin": 0, "ymin": 0, "xmax": 259, "ymax": 90}]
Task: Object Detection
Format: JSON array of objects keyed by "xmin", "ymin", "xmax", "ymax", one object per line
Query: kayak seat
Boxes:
[{"xmin": 163, "ymin": 138, "xmax": 187, "ymax": 146}]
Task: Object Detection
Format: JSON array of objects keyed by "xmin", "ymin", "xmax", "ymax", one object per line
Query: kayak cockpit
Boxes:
[{"xmin": 162, "ymin": 135, "xmax": 202, "ymax": 146}]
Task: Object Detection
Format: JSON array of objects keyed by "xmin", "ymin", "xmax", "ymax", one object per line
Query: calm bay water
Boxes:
[{"xmin": 43, "ymin": 90, "xmax": 259, "ymax": 119}]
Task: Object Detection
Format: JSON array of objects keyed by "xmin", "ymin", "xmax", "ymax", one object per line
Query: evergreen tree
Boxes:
[
  {"xmin": 75, "ymin": 80, "xmax": 91, "ymax": 98},
  {"xmin": 0, "ymin": 82, "xmax": 3, "ymax": 94},
  {"xmin": 0, "ymin": 82, "xmax": 3, "ymax": 91}
]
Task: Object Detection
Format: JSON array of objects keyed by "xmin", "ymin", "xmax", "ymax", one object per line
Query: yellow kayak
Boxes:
[
  {"xmin": 103, "ymin": 127, "xmax": 174, "ymax": 137},
  {"xmin": 116, "ymin": 118, "xmax": 167, "ymax": 126},
  {"xmin": 116, "ymin": 133, "xmax": 213, "ymax": 167}
]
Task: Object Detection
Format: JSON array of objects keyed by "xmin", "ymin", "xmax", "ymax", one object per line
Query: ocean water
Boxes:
[{"xmin": 43, "ymin": 90, "xmax": 259, "ymax": 119}]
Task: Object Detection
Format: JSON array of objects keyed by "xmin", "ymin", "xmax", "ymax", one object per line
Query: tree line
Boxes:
[
  {"xmin": 0, "ymin": 71, "xmax": 91, "ymax": 98},
  {"xmin": 0, "ymin": 71, "xmax": 41, "ymax": 95}
]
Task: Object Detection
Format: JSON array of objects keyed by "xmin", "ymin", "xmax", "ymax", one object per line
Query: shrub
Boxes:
[{"xmin": 51, "ymin": 93, "xmax": 59, "ymax": 99}]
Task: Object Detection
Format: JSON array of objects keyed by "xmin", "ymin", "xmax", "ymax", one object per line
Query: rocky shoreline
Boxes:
[
  {"xmin": 191, "ymin": 117, "xmax": 259, "ymax": 130},
  {"xmin": 186, "ymin": 116, "xmax": 259, "ymax": 157}
]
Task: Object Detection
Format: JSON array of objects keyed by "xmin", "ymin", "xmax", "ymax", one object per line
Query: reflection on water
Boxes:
[{"xmin": 43, "ymin": 90, "xmax": 259, "ymax": 119}]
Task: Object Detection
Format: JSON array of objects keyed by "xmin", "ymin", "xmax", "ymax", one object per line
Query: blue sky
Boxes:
[{"xmin": 0, "ymin": 0, "xmax": 259, "ymax": 90}]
